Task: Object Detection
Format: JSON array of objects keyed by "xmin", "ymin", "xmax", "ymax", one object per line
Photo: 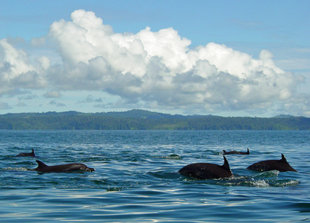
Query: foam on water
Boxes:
[{"xmin": 2, "ymin": 167, "xmax": 29, "ymax": 171}]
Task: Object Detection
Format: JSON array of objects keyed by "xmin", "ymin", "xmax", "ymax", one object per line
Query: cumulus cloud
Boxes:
[
  {"xmin": 0, "ymin": 9, "xmax": 305, "ymax": 115},
  {"xmin": 0, "ymin": 39, "xmax": 48, "ymax": 96},
  {"xmin": 45, "ymin": 9, "xmax": 299, "ymax": 113}
]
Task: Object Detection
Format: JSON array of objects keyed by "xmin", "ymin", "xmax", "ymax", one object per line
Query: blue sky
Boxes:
[{"xmin": 0, "ymin": 0, "xmax": 309, "ymax": 116}]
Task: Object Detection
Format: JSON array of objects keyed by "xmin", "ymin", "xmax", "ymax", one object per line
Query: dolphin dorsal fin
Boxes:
[
  {"xmin": 36, "ymin": 160, "xmax": 48, "ymax": 168},
  {"xmin": 222, "ymin": 156, "xmax": 230, "ymax": 170},
  {"xmin": 281, "ymin": 154, "xmax": 287, "ymax": 162}
]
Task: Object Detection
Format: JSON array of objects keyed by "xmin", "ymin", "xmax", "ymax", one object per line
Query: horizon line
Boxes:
[{"xmin": 0, "ymin": 109, "xmax": 307, "ymax": 119}]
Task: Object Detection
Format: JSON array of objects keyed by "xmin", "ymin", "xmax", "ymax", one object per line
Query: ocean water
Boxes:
[{"xmin": 0, "ymin": 130, "xmax": 309, "ymax": 222}]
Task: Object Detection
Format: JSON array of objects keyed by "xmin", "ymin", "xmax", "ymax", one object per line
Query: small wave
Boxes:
[
  {"xmin": 7, "ymin": 146, "xmax": 24, "ymax": 150},
  {"xmin": 80, "ymin": 157, "xmax": 111, "ymax": 162},
  {"xmin": 253, "ymin": 170, "xmax": 280, "ymax": 179},
  {"xmin": 214, "ymin": 177, "xmax": 270, "ymax": 187},
  {"xmin": 294, "ymin": 203, "xmax": 310, "ymax": 213},
  {"xmin": 0, "ymin": 155, "xmax": 18, "ymax": 160},
  {"xmin": 107, "ymin": 186, "xmax": 124, "ymax": 192},
  {"xmin": 149, "ymin": 170, "xmax": 180, "ymax": 179},
  {"xmin": 269, "ymin": 179, "xmax": 300, "ymax": 187},
  {"xmin": 2, "ymin": 167, "xmax": 29, "ymax": 171},
  {"xmin": 250, "ymin": 179, "xmax": 270, "ymax": 187},
  {"xmin": 180, "ymin": 173, "xmax": 299, "ymax": 188},
  {"xmin": 158, "ymin": 154, "xmax": 182, "ymax": 160},
  {"xmin": 217, "ymin": 178, "xmax": 299, "ymax": 187}
]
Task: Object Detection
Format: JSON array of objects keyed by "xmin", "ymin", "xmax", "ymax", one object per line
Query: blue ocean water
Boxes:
[{"xmin": 0, "ymin": 130, "xmax": 309, "ymax": 222}]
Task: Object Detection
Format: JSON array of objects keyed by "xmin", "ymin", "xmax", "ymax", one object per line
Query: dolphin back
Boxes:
[
  {"xmin": 247, "ymin": 154, "xmax": 297, "ymax": 172},
  {"xmin": 34, "ymin": 160, "xmax": 95, "ymax": 173},
  {"xmin": 222, "ymin": 156, "xmax": 231, "ymax": 171},
  {"xmin": 179, "ymin": 156, "xmax": 232, "ymax": 179},
  {"xmin": 36, "ymin": 160, "xmax": 48, "ymax": 170},
  {"xmin": 17, "ymin": 149, "xmax": 35, "ymax": 157}
]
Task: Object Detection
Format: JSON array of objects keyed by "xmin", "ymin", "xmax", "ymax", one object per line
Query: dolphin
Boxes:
[
  {"xmin": 223, "ymin": 148, "xmax": 250, "ymax": 155},
  {"xmin": 33, "ymin": 160, "xmax": 95, "ymax": 173},
  {"xmin": 17, "ymin": 149, "xmax": 35, "ymax": 157},
  {"xmin": 179, "ymin": 156, "xmax": 233, "ymax": 179},
  {"xmin": 247, "ymin": 154, "xmax": 297, "ymax": 172}
]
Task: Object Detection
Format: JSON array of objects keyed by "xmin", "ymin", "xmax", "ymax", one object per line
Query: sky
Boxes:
[{"xmin": 0, "ymin": 0, "xmax": 309, "ymax": 117}]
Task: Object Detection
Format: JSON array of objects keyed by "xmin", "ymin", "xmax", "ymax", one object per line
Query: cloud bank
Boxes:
[{"xmin": 0, "ymin": 10, "xmax": 305, "ymax": 115}]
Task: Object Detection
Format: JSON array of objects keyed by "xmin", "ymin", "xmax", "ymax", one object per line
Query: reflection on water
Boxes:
[{"xmin": 0, "ymin": 130, "xmax": 309, "ymax": 222}]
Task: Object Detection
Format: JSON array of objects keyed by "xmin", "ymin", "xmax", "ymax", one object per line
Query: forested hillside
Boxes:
[{"xmin": 0, "ymin": 110, "xmax": 309, "ymax": 130}]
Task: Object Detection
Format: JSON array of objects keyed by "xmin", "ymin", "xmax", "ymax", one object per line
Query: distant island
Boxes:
[{"xmin": 0, "ymin": 109, "xmax": 309, "ymax": 130}]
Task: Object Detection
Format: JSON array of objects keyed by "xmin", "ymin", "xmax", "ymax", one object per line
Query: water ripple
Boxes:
[{"xmin": 0, "ymin": 130, "xmax": 308, "ymax": 222}]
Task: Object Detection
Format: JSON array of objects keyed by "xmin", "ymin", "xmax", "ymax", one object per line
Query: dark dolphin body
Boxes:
[
  {"xmin": 179, "ymin": 156, "xmax": 233, "ymax": 179},
  {"xmin": 223, "ymin": 148, "xmax": 250, "ymax": 155},
  {"xmin": 17, "ymin": 149, "xmax": 35, "ymax": 157},
  {"xmin": 34, "ymin": 160, "xmax": 95, "ymax": 173},
  {"xmin": 247, "ymin": 154, "xmax": 297, "ymax": 172}
]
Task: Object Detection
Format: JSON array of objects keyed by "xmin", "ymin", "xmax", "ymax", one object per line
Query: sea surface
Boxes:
[{"xmin": 0, "ymin": 130, "xmax": 309, "ymax": 222}]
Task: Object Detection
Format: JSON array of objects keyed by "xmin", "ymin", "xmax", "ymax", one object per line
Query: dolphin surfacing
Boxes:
[
  {"xmin": 179, "ymin": 156, "xmax": 233, "ymax": 179},
  {"xmin": 223, "ymin": 148, "xmax": 250, "ymax": 155},
  {"xmin": 17, "ymin": 149, "xmax": 35, "ymax": 157},
  {"xmin": 34, "ymin": 160, "xmax": 95, "ymax": 173},
  {"xmin": 247, "ymin": 154, "xmax": 297, "ymax": 172}
]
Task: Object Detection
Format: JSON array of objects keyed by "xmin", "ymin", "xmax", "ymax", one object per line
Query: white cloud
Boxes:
[
  {"xmin": 46, "ymin": 10, "xmax": 300, "ymax": 114},
  {"xmin": 0, "ymin": 39, "xmax": 48, "ymax": 95},
  {"xmin": 0, "ymin": 9, "xmax": 307, "ymax": 115}
]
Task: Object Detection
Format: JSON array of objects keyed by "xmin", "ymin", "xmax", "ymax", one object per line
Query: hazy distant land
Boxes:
[{"xmin": 0, "ymin": 109, "xmax": 309, "ymax": 130}]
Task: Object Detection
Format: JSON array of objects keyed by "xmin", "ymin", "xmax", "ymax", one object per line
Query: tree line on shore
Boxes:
[{"xmin": 0, "ymin": 109, "xmax": 309, "ymax": 130}]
